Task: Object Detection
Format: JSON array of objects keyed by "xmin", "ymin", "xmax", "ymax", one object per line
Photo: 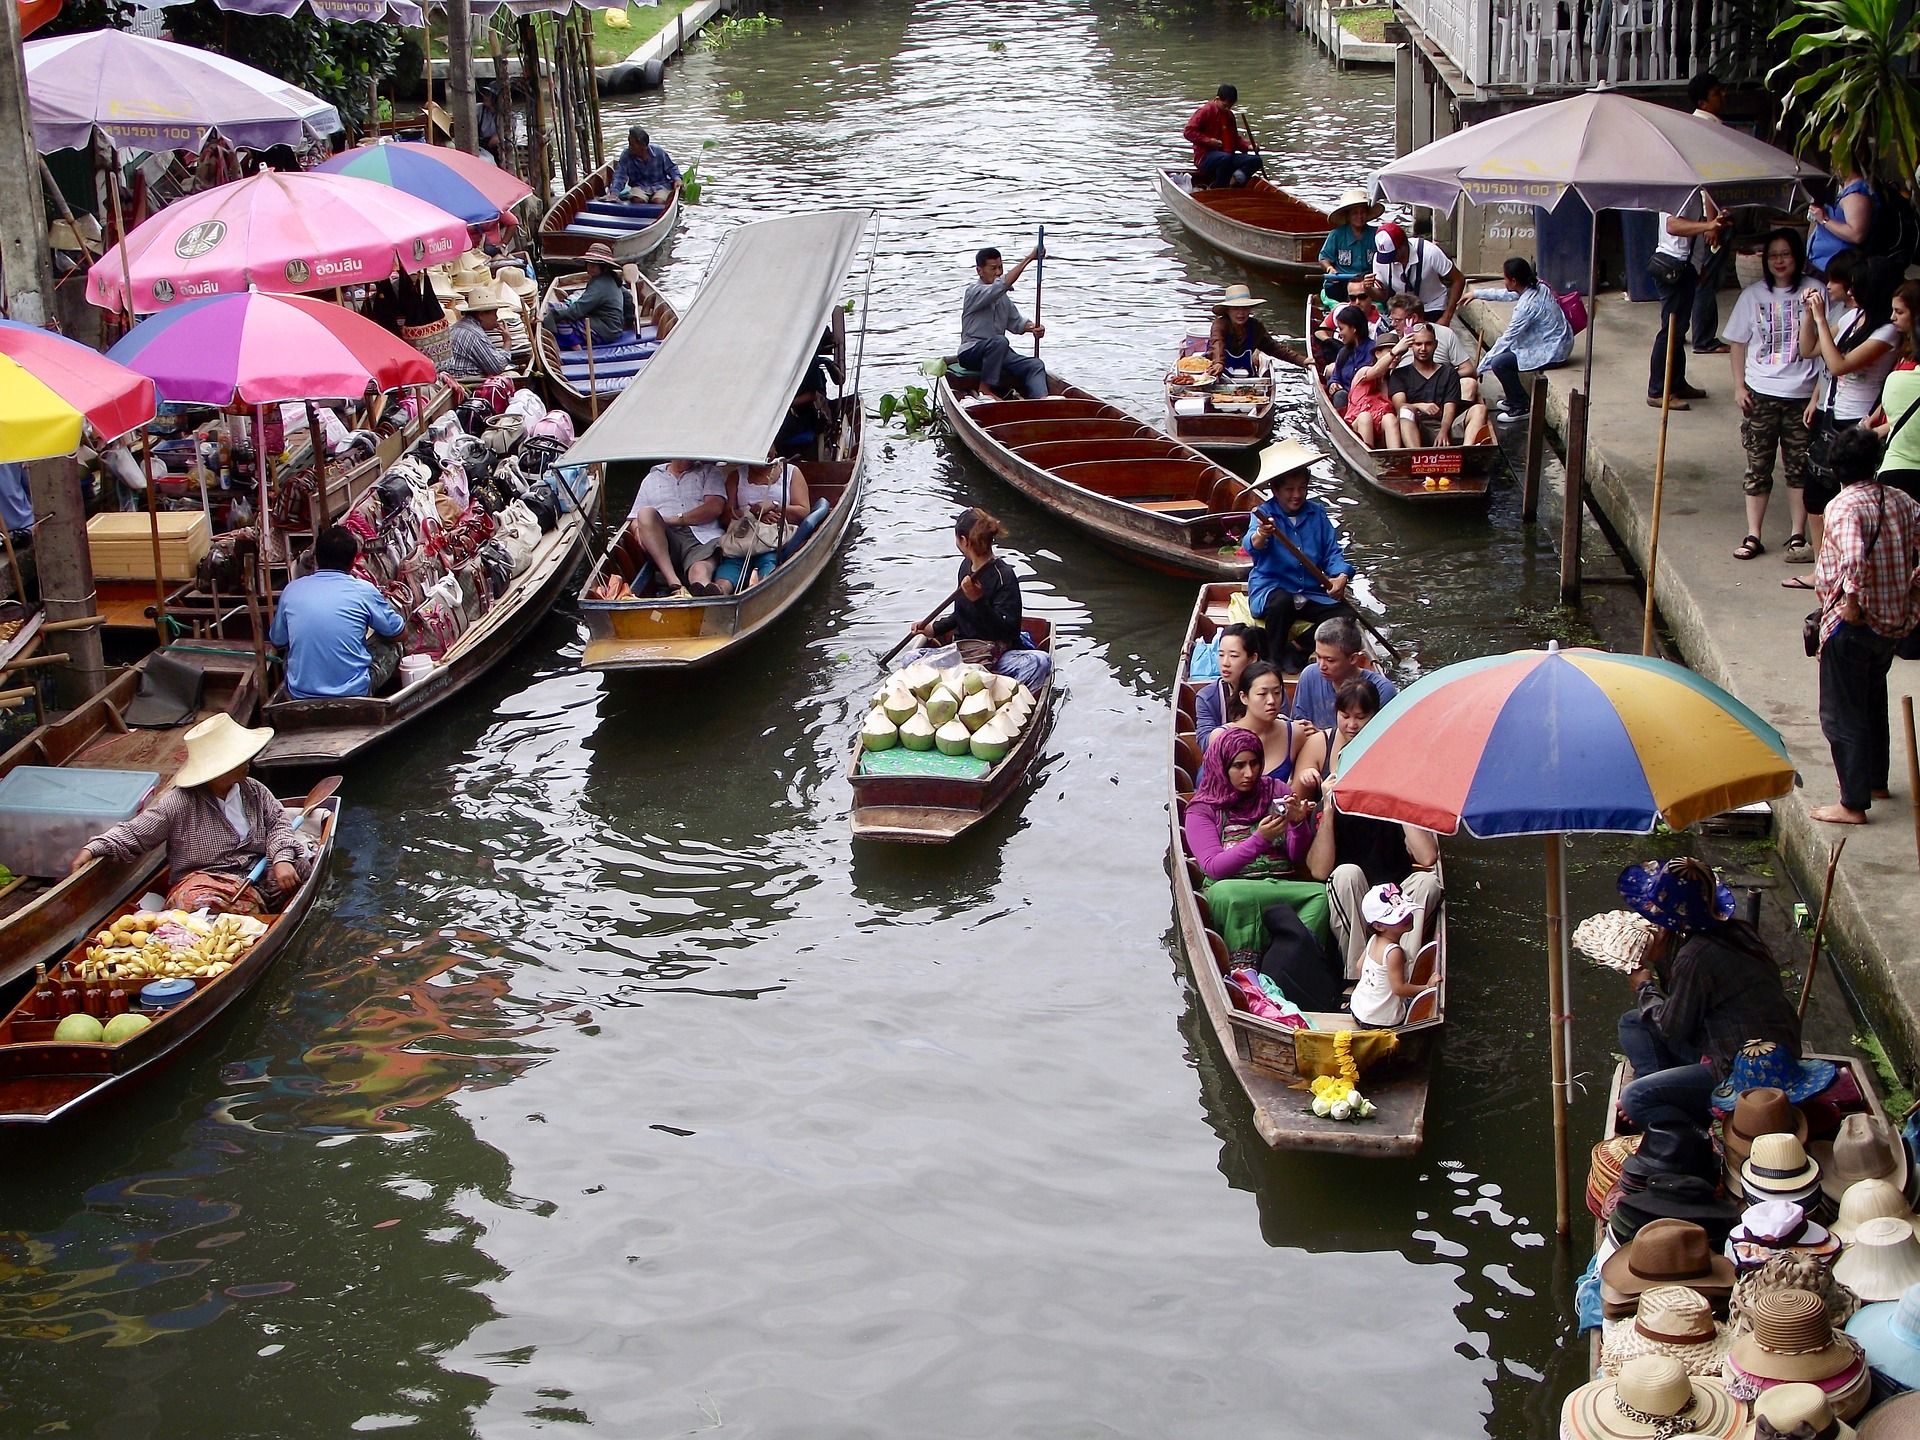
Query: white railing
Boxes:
[
  {"xmin": 1400, "ymin": 0, "xmax": 1492, "ymax": 83},
  {"xmin": 1400, "ymin": 0, "xmax": 1764, "ymax": 92}
]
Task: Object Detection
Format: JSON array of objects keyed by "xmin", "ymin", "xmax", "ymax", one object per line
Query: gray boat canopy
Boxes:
[{"xmin": 561, "ymin": 208, "xmax": 875, "ymax": 469}]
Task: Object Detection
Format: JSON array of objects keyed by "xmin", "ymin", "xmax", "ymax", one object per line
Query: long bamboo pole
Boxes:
[
  {"xmin": 1796, "ymin": 838, "xmax": 1847, "ymax": 1020},
  {"xmin": 1641, "ymin": 315, "xmax": 1680, "ymax": 655},
  {"xmin": 1905, "ymin": 695, "xmax": 1919, "ymax": 874},
  {"xmin": 1544, "ymin": 834, "xmax": 1572, "ymax": 1239}
]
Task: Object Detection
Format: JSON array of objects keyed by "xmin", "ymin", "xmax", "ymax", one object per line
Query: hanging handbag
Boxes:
[{"xmin": 719, "ymin": 512, "xmax": 787, "ymax": 557}]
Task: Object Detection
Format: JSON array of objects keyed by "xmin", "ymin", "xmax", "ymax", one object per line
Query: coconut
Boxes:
[
  {"xmin": 924, "ymin": 684, "xmax": 960, "ymax": 727},
  {"xmin": 969, "ymin": 717, "xmax": 1011, "ymax": 762},
  {"xmin": 869, "ymin": 686, "xmax": 889, "ymax": 711},
  {"xmin": 1003, "ymin": 694, "xmax": 1032, "ymax": 726},
  {"xmin": 935, "ymin": 719, "xmax": 973, "ymax": 756},
  {"xmin": 902, "ymin": 661, "xmax": 942, "ymax": 700},
  {"xmin": 899, "ymin": 711, "xmax": 936, "ymax": 751},
  {"xmin": 958, "ymin": 690, "xmax": 995, "ymax": 732},
  {"xmin": 996, "ymin": 705, "xmax": 1024, "ymax": 739},
  {"xmin": 935, "ymin": 665, "xmax": 967, "ymax": 697},
  {"xmin": 1013, "ymin": 682, "xmax": 1037, "ymax": 708},
  {"xmin": 881, "ymin": 684, "xmax": 918, "ymax": 727},
  {"xmin": 986, "ymin": 673, "xmax": 1017, "ymax": 705},
  {"xmin": 960, "ymin": 667, "xmax": 989, "ymax": 696},
  {"xmin": 861, "ymin": 710, "xmax": 899, "ymax": 752}
]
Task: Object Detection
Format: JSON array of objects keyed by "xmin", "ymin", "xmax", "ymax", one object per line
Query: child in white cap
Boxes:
[{"xmin": 1349, "ymin": 882, "xmax": 1425, "ymax": 1027}]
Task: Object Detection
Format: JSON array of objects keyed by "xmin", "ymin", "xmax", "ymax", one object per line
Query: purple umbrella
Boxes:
[
  {"xmin": 205, "ymin": 0, "xmax": 426, "ymax": 27},
  {"xmin": 23, "ymin": 30, "xmax": 340, "ymax": 153}
]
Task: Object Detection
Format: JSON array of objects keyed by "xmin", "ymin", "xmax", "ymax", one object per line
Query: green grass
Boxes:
[
  {"xmin": 1333, "ymin": 5, "xmax": 1393, "ymax": 42},
  {"xmin": 590, "ymin": 0, "xmax": 702, "ymax": 67}
]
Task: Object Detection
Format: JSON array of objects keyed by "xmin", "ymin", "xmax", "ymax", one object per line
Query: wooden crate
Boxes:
[{"xmin": 86, "ymin": 511, "xmax": 211, "ymax": 581}]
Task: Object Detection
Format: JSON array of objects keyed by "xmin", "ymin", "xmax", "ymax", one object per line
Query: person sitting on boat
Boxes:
[
  {"xmin": 1325, "ymin": 306, "xmax": 1404, "ymax": 449},
  {"xmin": 446, "ymin": 291, "xmax": 512, "ymax": 379},
  {"xmin": 1183, "ymin": 83, "xmax": 1263, "ymax": 189},
  {"xmin": 1472, "ymin": 256, "xmax": 1574, "ymax": 424},
  {"xmin": 270, "ymin": 525, "xmax": 406, "ymax": 701},
  {"xmin": 1183, "ymin": 724, "xmax": 1330, "ymax": 967},
  {"xmin": 1319, "ymin": 188, "xmax": 1383, "ymax": 305},
  {"xmin": 70, "ymin": 713, "xmax": 313, "ymax": 916},
  {"xmin": 1194, "ymin": 622, "xmax": 1262, "ymax": 751},
  {"xmin": 1245, "ymin": 467, "xmax": 1357, "ymax": 673},
  {"xmin": 1349, "ymin": 883, "xmax": 1429, "ymax": 1027},
  {"xmin": 1390, "ymin": 323, "xmax": 1492, "ymax": 447},
  {"xmin": 1385, "ymin": 291, "xmax": 1478, "ymax": 404},
  {"xmin": 776, "ymin": 330, "xmax": 844, "ymax": 457},
  {"xmin": 1307, "ymin": 674, "xmax": 1440, "ymax": 981},
  {"xmin": 624, "ymin": 458, "xmax": 728, "ymax": 598},
  {"xmin": 1288, "ymin": 616, "xmax": 1397, "ymax": 731},
  {"xmin": 956, "ymin": 246, "xmax": 1047, "ymax": 400},
  {"xmin": 713, "ymin": 453, "xmax": 811, "ymax": 595},
  {"xmin": 1615, "ymin": 856, "xmax": 1803, "ymax": 1132},
  {"xmin": 1366, "ymin": 223, "xmax": 1465, "ymax": 327},
  {"xmin": 610, "ymin": 125, "xmax": 680, "ymax": 206},
  {"xmin": 1219, "ymin": 661, "xmax": 1327, "ymax": 796},
  {"xmin": 544, "ymin": 243, "xmax": 628, "ymax": 345},
  {"xmin": 1207, "ymin": 284, "xmax": 1308, "ymax": 379},
  {"xmin": 913, "ymin": 507, "xmax": 1052, "ymax": 692}
]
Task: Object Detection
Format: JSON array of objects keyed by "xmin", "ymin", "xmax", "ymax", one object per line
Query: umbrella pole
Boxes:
[
  {"xmin": 139, "ymin": 430, "xmax": 166, "ymax": 643},
  {"xmin": 1641, "ymin": 317, "xmax": 1679, "ymax": 655},
  {"xmin": 1582, "ymin": 209, "xmax": 1599, "ymax": 405},
  {"xmin": 256, "ymin": 405, "xmax": 277, "ymax": 621},
  {"xmin": 1544, "ymin": 834, "xmax": 1572, "ymax": 1239}
]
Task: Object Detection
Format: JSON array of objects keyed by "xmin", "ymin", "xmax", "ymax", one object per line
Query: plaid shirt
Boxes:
[
  {"xmin": 85, "ymin": 778, "xmax": 303, "ymax": 879},
  {"xmin": 1815, "ymin": 481, "xmax": 1920, "ymax": 641},
  {"xmin": 445, "ymin": 317, "xmax": 509, "ymax": 378}
]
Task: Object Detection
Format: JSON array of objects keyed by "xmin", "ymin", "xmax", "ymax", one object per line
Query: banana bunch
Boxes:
[{"xmin": 83, "ymin": 910, "xmax": 266, "ymax": 982}]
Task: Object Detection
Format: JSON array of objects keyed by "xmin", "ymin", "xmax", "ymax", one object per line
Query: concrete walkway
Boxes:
[{"xmin": 1460, "ymin": 291, "xmax": 1920, "ymax": 1067}]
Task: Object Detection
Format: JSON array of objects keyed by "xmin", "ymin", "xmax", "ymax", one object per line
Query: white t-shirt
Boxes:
[
  {"xmin": 1372, "ymin": 238, "xmax": 1456, "ymax": 315},
  {"xmin": 1350, "ymin": 938, "xmax": 1406, "ymax": 1027},
  {"xmin": 1724, "ymin": 280, "xmax": 1823, "ymax": 399},
  {"xmin": 1820, "ymin": 304, "xmax": 1901, "ymax": 421},
  {"xmin": 733, "ymin": 461, "xmax": 802, "ymax": 513},
  {"xmin": 219, "ymin": 785, "xmax": 251, "ymax": 842},
  {"xmin": 1654, "ymin": 215, "xmax": 1696, "ymax": 264},
  {"xmin": 628, "ymin": 462, "xmax": 727, "ymax": 541}
]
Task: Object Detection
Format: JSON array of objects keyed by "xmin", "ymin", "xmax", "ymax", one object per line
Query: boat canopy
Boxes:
[{"xmin": 562, "ymin": 208, "xmax": 874, "ymax": 469}]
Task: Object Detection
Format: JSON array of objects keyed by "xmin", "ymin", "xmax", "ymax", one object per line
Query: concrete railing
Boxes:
[{"xmin": 1398, "ymin": 0, "xmax": 1765, "ymax": 91}]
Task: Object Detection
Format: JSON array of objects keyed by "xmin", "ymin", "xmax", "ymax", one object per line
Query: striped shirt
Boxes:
[
  {"xmin": 446, "ymin": 317, "xmax": 509, "ymax": 378},
  {"xmin": 1816, "ymin": 481, "xmax": 1920, "ymax": 641}
]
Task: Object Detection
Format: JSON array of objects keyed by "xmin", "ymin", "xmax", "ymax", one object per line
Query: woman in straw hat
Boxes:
[
  {"xmin": 1205, "ymin": 283, "xmax": 1309, "ymax": 380},
  {"xmin": 544, "ymin": 242, "xmax": 629, "ymax": 346},
  {"xmin": 70, "ymin": 714, "xmax": 313, "ymax": 915},
  {"xmin": 1318, "ymin": 187, "xmax": 1384, "ymax": 305},
  {"xmin": 1561, "ymin": 1353, "xmax": 1744, "ymax": 1439}
]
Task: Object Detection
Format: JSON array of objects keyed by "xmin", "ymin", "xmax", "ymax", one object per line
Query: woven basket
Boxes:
[{"xmin": 401, "ymin": 314, "xmax": 452, "ymax": 369}]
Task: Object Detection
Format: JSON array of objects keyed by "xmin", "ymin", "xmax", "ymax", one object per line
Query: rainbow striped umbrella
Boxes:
[
  {"xmin": 0, "ymin": 319, "xmax": 156, "ymax": 462},
  {"xmin": 1330, "ymin": 643, "xmax": 1795, "ymax": 837},
  {"xmin": 319, "ymin": 142, "xmax": 531, "ymax": 230}
]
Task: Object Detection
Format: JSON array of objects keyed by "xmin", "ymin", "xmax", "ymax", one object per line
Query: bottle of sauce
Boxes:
[
  {"xmin": 28, "ymin": 965, "xmax": 56, "ymax": 1020},
  {"xmin": 82, "ymin": 967, "xmax": 106, "ymax": 1019},
  {"xmin": 105, "ymin": 965, "xmax": 129, "ymax": 1018},
  {"xmin": 56, "ymin": 964, "xmax": 81, "ymax": 1018}
]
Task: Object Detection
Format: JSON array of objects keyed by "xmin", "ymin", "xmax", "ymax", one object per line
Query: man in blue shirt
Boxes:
[
  {"xmin": 1245, "ymin": 469, "xmax": 1356, "ymax": 672},
  {"xmin": 270, "ymin": 525, "xmax": 406, "ymax": 699},
  {"xmin": 610, "ymin": 126, "xmax": 680, "ymax": 205},
  {"xmin": 1289, "ymin": 615, "xmax": 1397, "ymax": 730}
]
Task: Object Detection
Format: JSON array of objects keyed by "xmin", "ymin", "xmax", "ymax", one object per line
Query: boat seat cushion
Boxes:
[
  {"xmin": 582, "ymin": 200, "xmax": 666, "ymax": 220},
  {"xmin": 562, "ymin": 219, "xmax": 651, "ymax": 239},
  {"xmin": 775, "ymin": 498, "xmax": 831, "ymax": 562},
  {"xmin": 1136, "ymin": 499, "xmax": 1210, "ymax": 517}
]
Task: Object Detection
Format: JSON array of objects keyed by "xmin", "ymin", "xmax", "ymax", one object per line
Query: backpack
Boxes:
[{"xmin": 1867, "ymin": 185, "xmax": 1920, "ymax": 264}]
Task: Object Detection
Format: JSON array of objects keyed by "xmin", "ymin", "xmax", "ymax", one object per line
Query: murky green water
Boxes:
[{"xmin": 0, "ymin": 4, "xmax": 1687, "ymax": 1435}]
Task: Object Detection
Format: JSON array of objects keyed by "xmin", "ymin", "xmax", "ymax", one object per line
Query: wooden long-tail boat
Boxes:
[
  {"xmin": 537, "ymin": 161, "xmax": 679, "ymax": 267},
  {"xmin": 1307, "ymin": 298, "xmax": 1502, "ymax": 505},
  {"xmin": 1155, "ymin": 167, "xmax": 1332, "ymax": 280},
  {"xmin": 936, "ymin": 374, "xmax": 1256, "ymax": 580},
  {"xmin": 534, "ymin": 266, "xmax": 678, "ymax": 427},
  {"xmin": 0, "ymin": 650, "xmax": 259, "ymax": 988},
  {"xmin": 0, "ymin": 795, "xmax": 338, "ymax": 1126},
  {"xmin": 847, "ymin": 621, "xmax": 1057, "ymax": 843},
  {"xmin": 1166, "ymin": 333, "xmax": 1277, "ymax": 454},
  {"xmin": 564, "ymin": 209, "xmax": 875, "ymax": 672},
  {"xmin": 1169, "ymin": 582, "xmax": 1445, "ymax": 1156}
]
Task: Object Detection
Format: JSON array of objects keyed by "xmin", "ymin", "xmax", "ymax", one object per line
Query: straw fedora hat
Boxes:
[
  {"xmin": 1812, "ymin": 1114, "xmax": 1911, "ymax": 1205},
  {"xmin": 1744, "ymin": 1133, "xmax": 1823, "ymax": 1204},
  {"xmin": 1835, "ymin": 1181, "xmax": 1920, "ymax": 1245},
  {"xmin": 449, "ymin": 249, "xmax": 492, "ymax": 288},
  {"xmin": 1856, "ymin": 1391, "xmax": 1920, "ymax": 1440},
  {"xmin": 1846, "ymin": 1281, "xmax": 1920, "ymax": 1392},
  {"xmin": 1326, "ymin": 186, "xmax": 1384, "ymax": 226},
  {"xmin": 1602, "ymin": 1218, "xmax": 1738, "ymax": 1300},
  {"xmin": 1574, "ymin": 909, "xmax": 1660, "ymax": 972},
  {"xmin": 1219, "ymin": 282, "xmax": 1265, "ymax": 310},
  {"xmin": 1561, "ymin": 1355, "xmax": 1743, "ymax": 1440},
  {"xmin": 1743, "ymin": 1382, "xmax": 1859, "ymax": 1440},
  {"xmin": 457, "ymin": 288, "xmax": 510, "ymax": 315},
  {"xmin": 1731, "ymin": 1289, "xmax": 1864, "ymax": 1384},
  {"xmin": 580, "ymin": 241, "xmax": 618, "ymax": 269},
  {"xmin": 498, "ymin": 265, "xmax": 537, "ymax": 301},
  {"xmin": 173, "ymin": 713, "xmax": 275, "ymax": 790},
  {"xmin": 1601, "ymin": 1286, "xmax": 1736, "ymax": 1377},
  {"xmin": 1725, "ymin": 1088, "xmax": 1811, "ymax": 1160},
  {"xmin": 1836, "ymin": 1218, "xmax": 1920, "ymax": 1303},
  {"xmin": 427, "ymin": 266, "xmax": 460, "ymax": 303}
]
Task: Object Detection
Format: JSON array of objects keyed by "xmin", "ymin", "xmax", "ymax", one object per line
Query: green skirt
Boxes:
[{"xmin": 1201, "ymin": 876, "xmax": 1331, "ymax": 965}]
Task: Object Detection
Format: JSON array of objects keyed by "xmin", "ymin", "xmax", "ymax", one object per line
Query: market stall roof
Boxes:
[{"xmin": 563, "ymin": 209, "xmax": 874, "ymax": 470}]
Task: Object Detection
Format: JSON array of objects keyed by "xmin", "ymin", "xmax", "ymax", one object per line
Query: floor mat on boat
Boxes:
[{"xmin": 856, "ymin": 747, "xmax": 991, "ymax": 780}]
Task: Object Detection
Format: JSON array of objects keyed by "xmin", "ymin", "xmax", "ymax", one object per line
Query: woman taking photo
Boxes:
[
  {"xmin": 913, "ymin": 507, "xmax": 1052, "ymax": 691},
  {"xmin": 1795, "ymin": 252, "xmax": 1899, "ymax": 568},
  {"xmin": 1868, "ymin": 279, "xmax": 1920, "ymax": 503}
]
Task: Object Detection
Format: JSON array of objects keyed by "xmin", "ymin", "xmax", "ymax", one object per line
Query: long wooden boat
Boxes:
[
  {"xmin": 537, "ymin": 161, "xmax": 679, "ymax": 267},
  {"xmin": 847, "ymin": 620, "xmax": 1057, "ymax": 843},
  {"xmin": 0, "ymin": 795, "xmax": 338, "ymax": 1126},
  {"xmin": 535, "ymin": 266, "xmax": 678, "ymax": 427},
  {"xmin": 564, "ymin": 208, "xmax": 878, "ymax": 672},
  {"xmin": 1168, "ymin": 582, "xmax": 1445, "ymax": 1155},
  {"xmin": 1166, "ymin": 334, "xmax": 1277, "ymax": 454},
  {"xmin": 253, "ymin": 464, "xmax": 602, "ymax": 770},
  {"xmin": 0, "ymin": 651, "xmax": 259, "ymax": 988},
  {"xmin": 936, "ymin": 374, "xmax": 1257, "ymax": 580},
  {"xmin": 1155, "ymin": 167, "xmax": 1332, "ymax": 280},
  {"xmin": 1306, "ymin": 298, "xmax": 1501, "ymax": 505}
]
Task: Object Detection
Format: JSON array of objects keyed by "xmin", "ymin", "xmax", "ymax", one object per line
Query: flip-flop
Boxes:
[{"xmin": 1780, "ymin": 576, "xmax": 1814, "ymax": 590}]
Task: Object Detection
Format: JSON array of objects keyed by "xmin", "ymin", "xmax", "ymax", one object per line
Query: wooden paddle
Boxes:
[
  {"xmin": 1031, "ymin": 226, "xmax": 1045, "ymax": 359},
  {"xmin": 227, "ymin": 774, "xmax": 342, "ymax": 903},
  {"xmin": 879, "ymin": 587, "xmax": 962, "ymax": 669},
  {"xmin": 1251, "ymin": 442, "xmax": 1401, "ymax": 665}
]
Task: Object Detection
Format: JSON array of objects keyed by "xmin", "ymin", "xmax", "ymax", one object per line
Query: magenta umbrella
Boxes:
[{"xmin": 87, "ymin": 171, "xmax": 471, "ymax": 315}]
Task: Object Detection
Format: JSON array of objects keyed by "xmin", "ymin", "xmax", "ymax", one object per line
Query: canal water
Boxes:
[{"xmin": 0, "ymin": 3, "xmax": 1714, "ymax": 1435}]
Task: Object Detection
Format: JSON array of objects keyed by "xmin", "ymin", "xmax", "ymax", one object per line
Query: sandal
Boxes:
[
  {"xmin": 1781, "ymin": 576, "xmax": 1814, "ymax": 590},
  {"xmin": 1733, "ymin": 534, "xmax": 1765, "ymax": 560},
  {"xmin": 1782, "ymin": 534, "xmax": 1814, "ymax": 563}
]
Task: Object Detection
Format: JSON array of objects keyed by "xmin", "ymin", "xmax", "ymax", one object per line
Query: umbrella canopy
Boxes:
[
  {"xmin": 22, "ymin": 30, "xmax": 340, "ymax": 153},
  {"xmin": 1373, "ymin": 90, "xmax": 1822, "ymax": 218},
  {"xmin": 318, "ymin": 142, "xmax": 531, "ymax": 229},
  {"xmin": 207, "ymin": 0, "xmax": 425, "ymax": 25},
  {"xmin": 106, "ymin": 291, "xmax": 438, "ymax": 406},
  {"xmin": 87, "ymin": 171, "xmax": 470, "ymax": 314},
  {"xmin": 1330, "ymin": 644, "xmax": 1796, "ymax": 836},
  {"xmin": 0, "ymin": 319, "xmax": 158, "ymax": 461}
]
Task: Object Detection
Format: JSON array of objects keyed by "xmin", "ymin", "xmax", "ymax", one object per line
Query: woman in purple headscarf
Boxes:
[{"xmin": 1183, "ymin": 725, "xmax": 1330, "ymax": 965}]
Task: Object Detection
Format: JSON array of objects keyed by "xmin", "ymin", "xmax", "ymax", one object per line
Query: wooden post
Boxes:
[
  {"xmin": 1559, "ymin": 388, "xmax": 1587, "ymax": 606},
  {"xmin": 676, "ymin": 9, "xmax": 685, "ymax": 54},
  {"xmin": 139, "ymin": 431, "xmax": 167, "ymax": 643},
  {"xmin": 1642, "ymin": 317, "xmax": 1680, "ymax": 655},
  {"xmin": 1544, "ymin": 834, "xmax": 1572, "ymax": 1239},
  {"xmin": 1520, "ymin": 375, "xmax": 1548, "ymax": 521},
  {"xmin": 1905, "ymin": 695, "xmax": 1920, "ymax": 874},
  {"xmin": 446, "ymin": 0, "xmax": 479, "ymax": 155},
  {"xmin": 518, "ymin": 16, "xmax": 551, "ymax": 214},
  {"xmin": 421, "ymin": 24, "xmax": 434, "ymax": 143},
  {"xmin": 1796, "ymin": 838, "xmax": 1847, "ymax": 1020}
]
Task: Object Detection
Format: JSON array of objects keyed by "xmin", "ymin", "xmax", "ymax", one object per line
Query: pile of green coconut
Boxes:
[{"xmin": 862, "ymin": 660, "xmax": 1037, "ymax": 762}]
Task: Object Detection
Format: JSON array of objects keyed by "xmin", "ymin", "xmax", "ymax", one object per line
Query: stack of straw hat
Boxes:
[{"xmin": 1724, "ymin": 1287, "xmax": 1871, "ymax": 1422}]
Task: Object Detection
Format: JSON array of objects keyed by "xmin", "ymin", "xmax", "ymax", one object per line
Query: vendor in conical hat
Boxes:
[
  {"xmin": 71, "ymin": 714, "xmax": 313, "ymax": 915},
  {"xmin": 1207, "ymin": 281, "xmax": 1309, "ymax": 379}
]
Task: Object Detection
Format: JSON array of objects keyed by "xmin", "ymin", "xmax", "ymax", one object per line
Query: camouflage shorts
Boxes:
[{"xmin": 1740, "ymin": 391, "xmax": 1813, "ymax": 494}]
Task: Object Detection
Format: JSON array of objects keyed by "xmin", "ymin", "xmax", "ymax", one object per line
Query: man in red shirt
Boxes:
[{"xmin": 1184, "ymin": 84, "xmax": 1263, "ymax": 189}]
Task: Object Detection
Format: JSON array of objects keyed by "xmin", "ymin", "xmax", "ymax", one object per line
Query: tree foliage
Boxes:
[
  {"xmin": 1770, "ymin": 0, "xmax": 1920, "ymax": 184},
  {"xmin": 164, "ymin": 0, "xmax": 402, "ymax": 137}
]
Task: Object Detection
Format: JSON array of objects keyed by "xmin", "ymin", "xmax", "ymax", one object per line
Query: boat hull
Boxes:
[
  {"xmin": 538, "ymin": 162, "xmax": 680, "ymax": 266},
  {"xmin": 536, "ymin": 269, "xmax": 679, "ymax": 426},
  {"xmin": 1155, "ymin": 168, "xmax": 1331, "ymax": 280}
]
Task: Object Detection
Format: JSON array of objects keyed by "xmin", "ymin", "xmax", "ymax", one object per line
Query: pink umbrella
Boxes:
[{"xmin": 87, "ymin": 171, "xmax": 471, "ymax": 315}]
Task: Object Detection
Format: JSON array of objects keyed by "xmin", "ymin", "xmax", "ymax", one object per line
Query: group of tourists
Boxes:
[{"xmin": 608, "ymin": 451, "xmax": 812, "ymax": 599}]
